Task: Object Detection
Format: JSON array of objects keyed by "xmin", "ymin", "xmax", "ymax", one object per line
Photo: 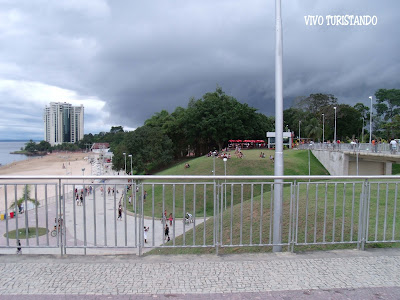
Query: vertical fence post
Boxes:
[
  {"xmin": 220, "ymin": 182, "xmax": 224, "ymax": 248},
  {"xmin": 214, "ymin": 181, "xmax": 219, "ymax": 255},
  {"xmin": 59, "ymin": 179, "xmax": 63, "ymax": 256},
  {"xmin": 138, "ymin": 183, "xmax": 142, "ymax": 256},
  {"xmin": 360, "ymin": 179, "xmax": 369, "ymax": 250},
  {"xmin": 290, "ymin": 181, "xmax": 296, "ymax": 252}
]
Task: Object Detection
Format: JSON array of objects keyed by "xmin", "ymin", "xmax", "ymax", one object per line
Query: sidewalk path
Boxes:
[{"xmin": 0, "ymin": 248, "xmax": 399, "ymax": 299}]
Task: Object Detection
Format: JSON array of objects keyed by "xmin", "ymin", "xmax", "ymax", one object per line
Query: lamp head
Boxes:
[{"xmin": 369, "ymin": 96, "xmax": 373, "ymax": 100}]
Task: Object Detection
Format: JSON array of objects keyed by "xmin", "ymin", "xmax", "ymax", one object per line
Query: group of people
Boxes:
[
  {"xmin": 161, "ymin": 209, "xmax": 174, "ymax": 226},
  {"xmin": 259, "ymin": 152, "xmax": 274, "ymax": 161},
  {"xmin": 390, "ymin": 139, "xmax": 398, "ymax": 154}
]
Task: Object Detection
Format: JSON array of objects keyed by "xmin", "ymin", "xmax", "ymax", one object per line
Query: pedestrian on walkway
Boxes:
[
  {"xmin": 16, "ymin": 240, "xmax": 21, "ymax": 254},
  {"xmin": 168, "ymin": 213, "xmax": 173, "ymax": 226},
  {"xmin": 128, "ymin": 196, "xmax": 132, "ymax": 205},
  {"xmin": 118, "ymin": 205, "xmax": 122, "ymax": 220},
  {"xmin": 80, "ymin": 194, "xmax": 83, "ymax": 206},
  {"xmin": 165, "ymin": 224, "xmax": 170, "ymax": 241},
  {"xmin": 76, "ymin": 194, "xmax": 80, "ymax": 206},
  {"xmin": 144, "ymin": 226, "xmax": 149, "ymax": 243}
]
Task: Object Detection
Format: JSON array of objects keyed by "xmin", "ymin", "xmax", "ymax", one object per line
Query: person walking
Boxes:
[
  {"xmin": 118, "ymin": 205, "xmax": 122, "ymax": 220},
  {"xmin": 16, "ymin": 240, "xmax": 22, "ymax": 254},
  {"xmin": 168, "ymin": 213, "xmax": 173, "ymax": 226},
  {"xmin": 164, "ymin": 224, "xmax": 170, "ymax": 241},
  {"xmin": 144, "ymin": 226, "xmax": 149, "ymax": 243}
]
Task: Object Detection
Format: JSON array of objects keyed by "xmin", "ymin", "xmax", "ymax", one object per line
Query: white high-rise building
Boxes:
[{"xmin": 43, "ymin": 102, "xmax": 84, "ymax": 146}]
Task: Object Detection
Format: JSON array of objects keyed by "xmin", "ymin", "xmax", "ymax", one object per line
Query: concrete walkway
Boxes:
[
  {"xmin": 0, "ymin": 179, "xmax": 206, "ymax": 255},
  {"xmin": 0, "ymin": 248, "xmax": 399, "ymax": 299}
]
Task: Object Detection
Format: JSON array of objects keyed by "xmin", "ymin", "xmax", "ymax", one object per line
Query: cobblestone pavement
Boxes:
[{"xmin": 0, "ymin": 248, "xmax": 399, "ymax": 299}]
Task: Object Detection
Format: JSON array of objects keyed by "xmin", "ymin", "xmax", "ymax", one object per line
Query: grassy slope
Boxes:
[
  {"xmin": 136, "ymin": 149, "xmax": 329, "ymax": 218},
  {"xmin": 143, "ymin": 149, "xmax": 400, "ymax": 255}
]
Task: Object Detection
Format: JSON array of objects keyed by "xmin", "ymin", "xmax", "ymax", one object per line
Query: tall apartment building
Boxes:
[{"xmin": 43, "ymin": 102, "xmax": 84, "ymax": 146}]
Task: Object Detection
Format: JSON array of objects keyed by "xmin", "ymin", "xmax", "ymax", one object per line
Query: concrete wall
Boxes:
[
  {"xmin": 312, "ymin": 150, "xmax": 393, "ymax": 175},
  {"xmin": 312, "ymin": 150, "xmax": 348, "ymax": 176}
]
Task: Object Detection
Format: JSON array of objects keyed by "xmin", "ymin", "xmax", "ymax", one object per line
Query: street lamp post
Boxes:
[
  {"xmin": 82, "ymin": 168, "xmax": 85, "ymax": 192},
  {"xmin": 362, "ymin": 117, "xmax": 365, "ymax": 143},
  {"xmin": 322, "ymin": 113, "xmax": 325, "ymax": 144},
  {"xmin": 369, "ymin": 96, "xmax": 373, "ymax": 146},
  {"xmin": 299, "ymin": 120, "xmax": 301, "ymax": 146},
  {"xmin": 128, "ymin": 154, "xmax": 133, "ymax": 175},
  {"xmin": 123, "ymin": 152, "xmax": 126, "ymax": 174},
  {"xmin": 223, "ymin": 157, "xmax": 227, "ymax": 210},
  {"xmin": 212, "ymin": 151, "xmax": 217, "ymax": 176},
  {"xmin": 334, "ymin": 107, "xmax": 337, "ymax": 142}
]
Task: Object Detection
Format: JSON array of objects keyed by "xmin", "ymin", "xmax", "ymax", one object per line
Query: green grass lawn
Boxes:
[
  {"xmin": 147, "ymin": 179, "xmax": 400, "ymax": 255},
  {"xmin": 131, "ymin": 149, "xmax": 329, "ymax": 218},
  {"xmin": 5, "ymin": 227, "xmax": 48, "ymax": 239},
  {"xmin": 133, "ymin": 149, "xmax": 400, "ymax": 255}
]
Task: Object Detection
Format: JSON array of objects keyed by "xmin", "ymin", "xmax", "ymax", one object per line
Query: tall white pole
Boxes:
[
  {"xmin": 322, "ymin": 114, "xmax": 325, "ymax": 143},
  {"xmin": 334, "ymin": 107, "xmax": 337, "ymax": 142},
  {"xmin": 273, "ymin": 0, "xmax": 284, "ymax": 253},
  {"xmin": 369, "ymin": 96, "xmax": 373, "ymax": 145},
  {"xmin": 123, "ymin": 152, "xmax": 126, "ymax": 174},
  {"xmin": 299, "ymin": 120, "xmax": 301, "ymax": 145},
  {"xmin": 129, "ymin": 154, "xmax": 133, "ymax": 175},
  {"xmin": 223, "ymin": 157, "xmax": 227, "ymax": 210},
  {"xmin": 362, "ymin": 118, "xmax": 365, "ymax": 143}
]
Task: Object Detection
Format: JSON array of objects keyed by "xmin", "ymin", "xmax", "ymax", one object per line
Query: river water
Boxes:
[{"xmin": 0, "ymin": 141, "xmax": 30, "ymax": 166}]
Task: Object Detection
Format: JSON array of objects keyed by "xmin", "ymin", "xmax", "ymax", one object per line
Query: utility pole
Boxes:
[{"xmin": 273, "ymin": 0, "xmax": 284, "ymax": 252}]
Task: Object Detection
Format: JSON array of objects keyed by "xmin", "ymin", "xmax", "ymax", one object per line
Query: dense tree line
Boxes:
[
  {"xmin": 25, "ymin": 87, "xmax": 400, "ymax": 174},
  {"xmin": 111, "ymin": 87, "xmax": 274, "ymax": 173},
  {"xmin": 284, "ymin": 89, "xmax": 400, "ymax": 143}
]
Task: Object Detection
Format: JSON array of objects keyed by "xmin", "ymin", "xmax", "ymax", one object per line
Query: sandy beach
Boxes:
[{"xmin": 0, "ymin": 152, "xmax": 94, "ymax": 213}]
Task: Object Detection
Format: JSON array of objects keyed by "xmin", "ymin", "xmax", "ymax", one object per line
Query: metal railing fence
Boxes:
[
  {"xmin": 0, "ymin": 175, "xmax": 399, "ymax": 255},
  {"xmin": 299, "ymin": 142, "xmax": 399, "ymax": 155}
]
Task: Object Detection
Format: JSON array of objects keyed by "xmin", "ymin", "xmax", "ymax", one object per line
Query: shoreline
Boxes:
[{"xmin": 0, "ymin": 152, "xmax": 94, "ymax": 213}]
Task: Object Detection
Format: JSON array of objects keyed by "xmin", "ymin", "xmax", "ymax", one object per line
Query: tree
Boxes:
[
  {"xmin": 353, "ymin": 103, "xmax": 370, "ymax": 141},
  {"xmin": 123, "ymin": 126, "xmax": 174, "ymax": 174},
  {"xmin": 37, "ymin": 141, "xmax": 51, "ymax": 152},
  {"xmin": 335, "ymin": 104, "xmax": 362, "ymax": 141},
  {"xmin": 295, "ymin": 93, "xmax": 338, "ymax": 116},
  {"xmin": 284, "ymin": 107, "xmax": 309, "ymax": 138},
  {"xmin": 374, "ymin": 89, "xmax": 400, "ymax": 139},
  {"xmin": 110, "ymin": 126, "xmax": 124, "ymax": 134},
  {"xmin": 183, "ymin": 87, "xmax": 264, "ymax": 153},
  {"xmin": 24, "ymin": 140, "xmax": 37, "ymax": 152},
  {"xmin": 304, "ymin": 118, "xmax": 322, "ymax": 142}
]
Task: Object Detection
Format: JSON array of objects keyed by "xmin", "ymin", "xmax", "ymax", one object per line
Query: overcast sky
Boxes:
[{"xmin": 0, "ymin": 0, "xmax": 399, "ymax": 140}]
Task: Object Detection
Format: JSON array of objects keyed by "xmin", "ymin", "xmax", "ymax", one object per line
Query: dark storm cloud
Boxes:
[{"xmin": 0, "ymin": 0, "xmax": 399, "ymax": 139}]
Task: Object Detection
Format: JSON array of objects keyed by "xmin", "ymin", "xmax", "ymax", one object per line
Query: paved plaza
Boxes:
[{"xmin": 0, "ymin": 248, "xmax": 399, "ymax": 299}]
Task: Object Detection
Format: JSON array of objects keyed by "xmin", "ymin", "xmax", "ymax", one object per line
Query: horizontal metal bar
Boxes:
[
  {"xmin": 1, "ymin": 175, "xmax": 400, "ymax": 180},
  {"xmin": 295, "ymin": 241, "xmax": 359, "ymax": 246}
]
